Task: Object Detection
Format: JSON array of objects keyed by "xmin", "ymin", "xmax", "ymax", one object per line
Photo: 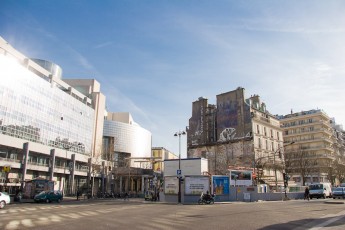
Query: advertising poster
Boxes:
[
  {"xmin": 212, "ymin": 176, "xmax": 229, "ymax": 195},
  {"xmin": 164, "ymin": 176, "xmax": 178, "ymax": 194},
  {"xmin": 230, "ymin": 170, "xmax": 253, "ymax": 186},
  {"xmin": 184, "ymin": 176, "xmax": 209, "ymax": 195}
]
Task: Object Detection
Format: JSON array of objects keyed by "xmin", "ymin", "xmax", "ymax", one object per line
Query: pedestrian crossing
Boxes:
[
  {"xmin": 1, "ymin": 203, "xmax": 209, "ymax": 229},
  {"xmin": 0, "ymin": 204, "xmax": 141, "ymax": 230}
]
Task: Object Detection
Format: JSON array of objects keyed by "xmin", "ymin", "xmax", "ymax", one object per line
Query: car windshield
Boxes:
[
  {"xmin": 1, "ymin": 192, "xmax": 9, "ymax": 195},
  {"xmin": 37, "ymin": 191, "xmax": 47, "ymax": 195},
  {"xmin": 335, "ymin": 187, "xmax": 344, "ymax": 191},
  {"xmin": 309, "ymin": 184, "xmax": 322, "ymax": 190}
]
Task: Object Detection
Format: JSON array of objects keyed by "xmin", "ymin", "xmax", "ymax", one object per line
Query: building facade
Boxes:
[
  {"xmin": 0, "ymin": 37, "xmax": 105, "ymax": 196},
  {"xmin": 188, "ymin": 87, "xmax": 284, "ymax": 187},
  {"xmin": 279, "ymin": 109, "xmax": 345, "ymax": 186},
  {"xmin": 151, "ymin": 147, "xmax": 178, "ymax": 173},
  {"xmin": 103, "ymin": 112, "xmax": 152, "ymax": 194}
]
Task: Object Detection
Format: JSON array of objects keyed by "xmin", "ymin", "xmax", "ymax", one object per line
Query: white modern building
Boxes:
[
  {"xmin": 103, "ymin": 112, "xmax": 152, "ymax": 165},
  {"xmin": 103, "ymin": 112, "xmax": 153, "ymax": 194},
  {"xmin": 0, "ymin": 37, "xmax": 106, "ymax": 197}
]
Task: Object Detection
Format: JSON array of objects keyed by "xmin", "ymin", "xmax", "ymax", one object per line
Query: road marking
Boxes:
[
  {"xmin": 308, "ymin": 210, "xmax": 345, "ymax": 230},
  {"xmin": 21, "ymin": 219, "xmax": 34, "ymax": 227},
  {"xmin": 4, "ymin": 220, "xmax": 20, "ymax": 230}
]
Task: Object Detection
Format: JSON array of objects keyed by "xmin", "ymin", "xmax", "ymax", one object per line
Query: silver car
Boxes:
[
  {"xmin": 0, "ymin": 192, "xmax": 11, "ymax": 209},
  {"xmin": 332, "ymin": 187, "xmax": 345, "ymax": 199}
]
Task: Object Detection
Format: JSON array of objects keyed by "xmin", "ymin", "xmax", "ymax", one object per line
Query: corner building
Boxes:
[
  {"xmin": 0, "ymin": 37, "xmax": 105, "ymax": 196},
  {"xmin": 279, "ymin": 109, "xmax": 345, "ymax": 186},
  {"xmin": 188, "ymin": 87, "xmax": 284, "ymax": 187}
]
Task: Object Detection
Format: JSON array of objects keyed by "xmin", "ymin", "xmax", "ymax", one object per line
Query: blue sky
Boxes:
[{"xmin": 1, "ymin": 0, "xmax": 345, "ymax": 157}]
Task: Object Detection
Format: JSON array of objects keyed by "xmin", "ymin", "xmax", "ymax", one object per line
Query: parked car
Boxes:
[
  {"xmin": 332, "ymin": 187, "xmax": 345, "ymax": 199},
  {"xmin": 34, "ymin": 190, "xmax": 63, "ymax": 203},
  {"xmin": 0, "ymin": 192, "xmax": 11, "ymax": 209},
  {"xmin": 309, "ymin": 183, "xmax": 332, "ymax": 199}
]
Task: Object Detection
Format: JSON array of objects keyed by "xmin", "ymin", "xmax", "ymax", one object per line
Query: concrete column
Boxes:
[
  {"xmin": 49, "ymin": 149, "xmax": 56, "ymax": 181},
  {"xmin": 87, "ymin": 158, "xmax": 92, "ymax": 196},
  {"xmin": 21, "ymin": 142, "xmax": 29, "ymax": 190},
  {"xmin": 119, "ymin": 176, "xmax": 123, "ymax": 193},
  {"xmin": 70, "ymin": 154, "xmax": 76, "ymax": 195},
  {"xmin": 141, "ymin": 176, "xmax": 145, "ymax": 193},
  {"xmin": 101, "ymin": 161, "xmax": 105, "ymax": 194}
]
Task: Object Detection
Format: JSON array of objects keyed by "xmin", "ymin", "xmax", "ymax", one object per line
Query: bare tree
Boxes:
[
  {"xmin": 285, "ymin": 150, "xmax": 316, "ymax": 186},
  {"xmin": 329, "ymin": 160, "xmax": 345, "ymax": 185}
]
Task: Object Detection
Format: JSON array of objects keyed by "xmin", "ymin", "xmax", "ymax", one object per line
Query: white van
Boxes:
[{"xmin": 309, "ymin": 183, "xmax": 332, "ymax": 199}]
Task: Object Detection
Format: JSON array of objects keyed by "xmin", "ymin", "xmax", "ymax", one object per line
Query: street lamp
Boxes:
[
  {"xmin": 174, "ymin": 130, "xmax": 186, "ymax": 203},
  {"xmin": 273, "ymin": 142, "xmax": 295, "ymax": 192}
]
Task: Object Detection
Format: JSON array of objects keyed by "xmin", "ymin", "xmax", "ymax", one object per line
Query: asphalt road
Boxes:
[{"xmin": 1, "ymin": 198, "xmax": 344, "ymax": 230}]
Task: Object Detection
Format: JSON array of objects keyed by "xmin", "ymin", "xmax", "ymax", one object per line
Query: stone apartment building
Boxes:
[
  {"xmin": 187, "ymin": 87, "xmax": 285, "ymax": 187},
  {"xmin": 279, "ymin": 109, "xmax": 345, "ymax": 186}
]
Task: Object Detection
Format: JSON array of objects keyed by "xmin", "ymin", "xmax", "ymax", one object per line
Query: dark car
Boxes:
[
  {"xmin": 34, "ymin": 190, "xmax": 63, "ymax": 203},
  {"xmin": 332, "ymin": 187, "xmax": 345, "ymax": 199}
]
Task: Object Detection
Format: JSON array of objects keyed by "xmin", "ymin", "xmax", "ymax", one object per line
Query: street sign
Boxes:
[
  {"xmin": 177, "ymin": 169, "xmax": 181, "ymax": 175},
  {"xmin": 2, "ymin": 165, "xmax": 11, "ymax": 173}
]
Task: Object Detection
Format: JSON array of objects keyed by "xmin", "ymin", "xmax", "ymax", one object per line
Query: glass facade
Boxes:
[
  {"xmin": 0, "ymin": 54, "xmax": 94, "ymax": 155},
  {"xmin": 103, "ymin": 120, "xmax": 152, "ymax": 158}
]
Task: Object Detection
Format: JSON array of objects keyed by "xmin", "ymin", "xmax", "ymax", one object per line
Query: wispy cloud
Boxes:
[{"xmin": 94, "ymin": 41, "xmax": 113, "ymax": 49}]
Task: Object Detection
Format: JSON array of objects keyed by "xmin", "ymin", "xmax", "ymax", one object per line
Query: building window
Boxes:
[
  {"xmin": 257, "ymin": 125, "xmax": 260, "ymax": 134},
  {"xmin": 265, "ymin": 140, "xmax": 268, "ymax": 150}
]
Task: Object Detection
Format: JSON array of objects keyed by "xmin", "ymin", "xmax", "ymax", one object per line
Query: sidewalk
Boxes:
[{"xmin": 15, "ymin": 196, "xmax": 88, "ymax": 203}]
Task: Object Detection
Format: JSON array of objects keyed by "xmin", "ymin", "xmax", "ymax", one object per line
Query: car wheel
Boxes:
[
  {"xmin": 57, "ymin": 199, "xmax": 61, "ymax": 203},
  {"xmin": 46, "ymin": 199, "xmax": 50, "ymax": 203},
  {"xmin": 323, "ymin": 194, "xmax": 326, "ymax": 199},
  {"xmin": 333, "ymin": 197, "xmax": 335, "ymax": 199},
  {"xmin": 0, "ymin": 201, "xmax": 5, "ymax": 209}
]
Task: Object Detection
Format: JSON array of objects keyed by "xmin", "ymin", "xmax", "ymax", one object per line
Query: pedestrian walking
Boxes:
[
  {"xmin": 304, "ymin": 187, "xmax": 310, "ymax": 201},
  {"xmin": 124, "ymin": 192, "xmax": 129, "ymax": 201}
]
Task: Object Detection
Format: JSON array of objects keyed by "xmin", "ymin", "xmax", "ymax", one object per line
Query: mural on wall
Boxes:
[
  {"xmin": 218, "ymin": 128, "xmax": 237, "ymax": 142},
  {"xmin": 188, "ymin": 98, "xmax": 207, "ymax": 146},
  {"xmin": 216, "ymin": 91, "xmax": 252, "ymax": 142}
]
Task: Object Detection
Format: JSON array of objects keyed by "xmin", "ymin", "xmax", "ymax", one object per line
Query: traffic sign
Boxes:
[
  {"xmin": 177, "ymin": 169, "xmax": 181, "ymax": 175},
  {"xmin": 2, "ymin": 165, "xmax": 11, "ymax": 173}
]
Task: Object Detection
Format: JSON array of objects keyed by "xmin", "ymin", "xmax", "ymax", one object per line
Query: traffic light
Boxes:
[{"xmin": 283, "ymin": 173, "xmax": 289, "ymax": 187}]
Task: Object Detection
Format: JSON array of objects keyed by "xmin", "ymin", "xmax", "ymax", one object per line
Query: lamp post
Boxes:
[
  {"xmin": 174, "ymin": 130, "xmax": 186, "ymax": 203},
  {"xmin": 234, "ymin": 174, "xmax": 238, "ymax": 201},
  {"xmin": 273, "ymin": 142, "xmax": 295, "ymax": 192}
]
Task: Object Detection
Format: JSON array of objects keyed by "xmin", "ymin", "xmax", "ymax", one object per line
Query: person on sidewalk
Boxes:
[{"xmin": 304, "ymin": 187, "xmax": 310, "ymax": 201}]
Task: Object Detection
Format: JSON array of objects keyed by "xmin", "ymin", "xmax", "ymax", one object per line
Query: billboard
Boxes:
[
  {"xmin": 212, "ymin": 176, "xmax": 230, "ymax": 195},
  {"xmin": 230, "ymin": 170, "xmax": 252, "ymax": 186},
  {"xmin": 184, "ymin": 176, "xmax": 209, "ymax": 195},
  {"xmin": 164, "ymin": 176, "xmax": 179, "ymax": 195}
]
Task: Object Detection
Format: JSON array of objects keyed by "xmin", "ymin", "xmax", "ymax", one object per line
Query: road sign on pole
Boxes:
[{"xmin": 177, "ymin": 169, "xmax": 181, "ymax": 175}]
